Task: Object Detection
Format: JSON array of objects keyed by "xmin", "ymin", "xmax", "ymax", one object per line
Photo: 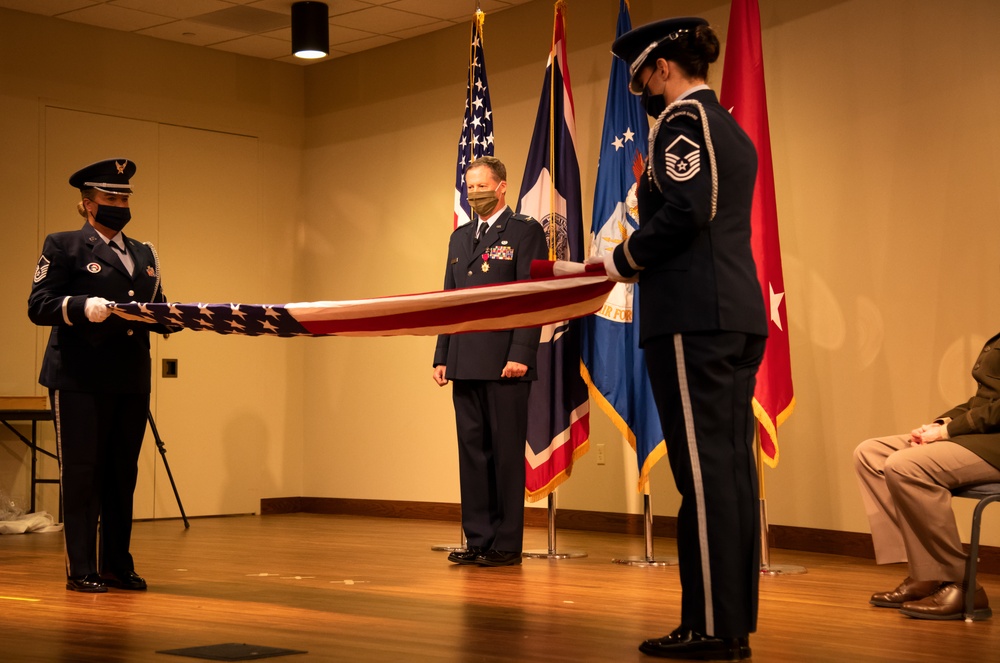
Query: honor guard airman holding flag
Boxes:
[
  {"xmin": 601, "ymin": 17, "xmax": 768, "ymax": 661},
  {"xmin": 28, "ymin": 158, "xmax": 177, "ymax": 593}
]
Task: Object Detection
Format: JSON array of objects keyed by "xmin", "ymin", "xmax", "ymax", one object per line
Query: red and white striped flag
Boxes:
[{"xmin": 109, "ymin": 261, "xmax": 613, "ymax": 339}]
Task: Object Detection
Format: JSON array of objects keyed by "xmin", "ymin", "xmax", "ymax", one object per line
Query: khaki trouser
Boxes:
[{"xmin": 854, "ymin": 435, "xmax": 1000, "ymax": 582}]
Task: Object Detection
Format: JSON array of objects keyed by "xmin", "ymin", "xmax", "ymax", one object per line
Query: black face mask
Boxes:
[
  {"xmin": 93, "ymin": 204, "xmax": 131, "ymax": 232},
  {"xmin": 640, "ymin": 85, "xmax": 667, "ymax": 119}
]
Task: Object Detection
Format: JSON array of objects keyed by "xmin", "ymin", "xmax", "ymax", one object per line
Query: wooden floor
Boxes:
[{"xmin": 2, "ymin": 514, "xmax": 998, "ymax": 662}]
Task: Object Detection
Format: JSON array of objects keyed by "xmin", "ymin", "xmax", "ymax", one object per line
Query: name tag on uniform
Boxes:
[
  {"xmin": 449, "ymin": 258, "xmax": 459, "ymax": 265},
  {"xmin": 488, "ymin": 246, "xmax": 514, "ymax": 261}
]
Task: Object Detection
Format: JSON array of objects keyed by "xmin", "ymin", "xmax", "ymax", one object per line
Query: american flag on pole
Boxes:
[
  {"xmin": 581, "ymin": 0, "xmax": 664, "ymax": 491},
  {"xmin": 109, "ymin": 261, "xmax": 613, "ymax": 338},
  {"xmin": 720, "ymin": 0, "xmax": 793, "ymax": 467},
  {"xmin": 516, "ymin": 0, "xmax": 589, "ymax": 501},
  {"xmin": 454, "ymin": 9, "xmax": 494, "ymax": 229}
]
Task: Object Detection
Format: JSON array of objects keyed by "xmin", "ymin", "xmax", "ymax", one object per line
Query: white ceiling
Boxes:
[{"xmin": 0, "ymin": 0, "xmax": 533, "ymax": 65}]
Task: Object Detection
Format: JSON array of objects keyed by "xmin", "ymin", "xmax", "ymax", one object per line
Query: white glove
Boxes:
[
  {"xmin": 84, "ymin": 297, "xmax": 111, "ymax": 323},
  {"xmin": 603, "ymin": 249, "xmax": 638, "ymax": 283}
]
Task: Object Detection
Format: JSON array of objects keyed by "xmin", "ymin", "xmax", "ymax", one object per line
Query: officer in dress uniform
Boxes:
[
  {"xmin": 854, "ymin": 331, "xmax": 1000, "ymax": 621},
  {"xmin": 28, "ymin": 158, "xmax": 176, "ymax": 593},
  {"xmin": 602, "ymin": 18, "xmax": 768, "ymax": 660},
  {"xmin": 432, "ymin": 156, "xmax": 547, "ymax": 567}
]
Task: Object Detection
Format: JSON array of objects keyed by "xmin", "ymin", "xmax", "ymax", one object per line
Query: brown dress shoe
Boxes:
[
  {"xmin": 899, "ymin": 582, "xmax": 992, "ymax": 621},
  {"xmin": 870, "ymin": 576, "xmax": 945, "ymax": 608}
]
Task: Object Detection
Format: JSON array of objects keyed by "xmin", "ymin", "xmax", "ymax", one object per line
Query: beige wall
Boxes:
[
  {"xmin": 2, "ymin": 0, "xmax": 1000, "ymax": 546},
  {"xmin": 0, "ymin": 8, "xmax": 307, "ymax": 517}
]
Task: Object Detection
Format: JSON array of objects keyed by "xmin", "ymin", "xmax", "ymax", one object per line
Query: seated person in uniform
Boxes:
[{"xmin": 854, "ymin": 331, "xmax": 1000, "ymax": 620}]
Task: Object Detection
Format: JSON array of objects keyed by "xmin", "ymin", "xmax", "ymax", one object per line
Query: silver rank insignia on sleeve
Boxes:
[
  {"xmin": 33, "ymin": 255, "xmax": 50, "ymax": 283},
  {"xmin": 664, "ymin": 135, "xmax": 701, "ymax": 182}
]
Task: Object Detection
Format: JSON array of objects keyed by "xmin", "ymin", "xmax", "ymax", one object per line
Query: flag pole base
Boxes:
[
  {"xmin": 523, "ymin": 493, "xmax": 587, "ymax": 559},
  {"xmin": 611, "ymin": 555, "xmax": 676, "ymax": 567},
  {"xmin": 758, "ymin": 476, "xmax": 807, "ymax": 575},
  {"xmin": 431, "ymin": 524, "xmax": 467, "ymax": 553},
  {"xmin": 760, "ymin": 563, "xmax": 807, "ymax": 576},
  {"xmin": 612, "ymin": 492, "xmax": 675, "ymax": 565},
  {"xmin": 524, "ymin": 549, "xmax": 587, "ymax": 559}
]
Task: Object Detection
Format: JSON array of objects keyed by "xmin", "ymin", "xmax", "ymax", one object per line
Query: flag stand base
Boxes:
[
  {"xmin": 523, "ymin": 493, "xmax": 587, "ymax": 559},
  {"xmin": 760, "ymin": 563, "xmax": 807, "ymax": 576},
  {"xmin": 759, "ymin": 494, "xmax": 806, "ymax": 576},
  {"xmin": 612, "ymin": 493, "xmax": 677, "ymax": 566},
  {"xmin": 148, "ymin": 410, "xmax": 189, "ymax": 529},
  {"xmin": 524, "ymin": 550, "xmax": 588, "ymax": 559},
  {"xmin": 612, "ymin": 556, "xmax": 676, "ymax": 567},
  {"xmin": 431, "ymin": 525, "xmax": 467, "ymax": 553}
]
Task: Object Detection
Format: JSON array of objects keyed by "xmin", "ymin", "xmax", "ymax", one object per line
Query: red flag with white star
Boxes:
[{"xmin": 720, "ymin": 0, "xmax": 793, "ymax": 467}]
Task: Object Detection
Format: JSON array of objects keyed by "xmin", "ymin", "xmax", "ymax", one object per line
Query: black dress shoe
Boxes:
[
  {"xmin": 476, "ymin": 550, "xmax": 522, "ymax": 567},
  {"xmin": 102, "ymin": 570, "xmax": 148, "ymax": 591},
  {"xmin": 639, "ymin": 626, "xmax": 750, "ymax": 660},
  {"xmin": 447, "ymin": 547, "xmax": 484, "ymax": 565},
  {"xmin": 66, "ymin": 574, "xmax": 108, "ymax": 593}
]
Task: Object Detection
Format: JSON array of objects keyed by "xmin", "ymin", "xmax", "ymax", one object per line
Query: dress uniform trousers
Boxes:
[
  {"xmin": 452, "ymin": 380, "xmax": 531, "ymax": 552},
  {"xmin": 53, "ymin": 389, "xmax": 148, "ymax": 578},
  {"xmin": 644, "ymin": 330, "xmax": 766, "ymax": 638}
]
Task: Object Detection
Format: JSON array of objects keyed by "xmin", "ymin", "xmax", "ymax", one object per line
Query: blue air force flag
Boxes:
[{"xmin": 581, "ymin": 0, "xmax": 665, "ymax": 491}]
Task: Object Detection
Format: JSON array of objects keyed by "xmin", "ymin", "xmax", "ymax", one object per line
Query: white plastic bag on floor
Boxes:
[{"xmin": 0, "ymin": 511, "xmax": 63, "ymax": 534}]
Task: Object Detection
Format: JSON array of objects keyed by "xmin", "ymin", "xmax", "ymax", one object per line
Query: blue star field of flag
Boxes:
[
  {"xmin": 454, "ymin": 11, "xmax": 494, "ymax": 227},
  {"xmin": 112, "ymin": 302, "xmax": 315, "ymax": 337}
]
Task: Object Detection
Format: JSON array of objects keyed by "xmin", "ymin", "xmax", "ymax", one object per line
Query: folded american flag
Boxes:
[{"xmin": 109, "ymin": 260, "xmax": 611, "ymax": 338}]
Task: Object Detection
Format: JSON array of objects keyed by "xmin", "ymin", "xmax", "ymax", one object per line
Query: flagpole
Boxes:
[
  {"xmin": 547, "ymin": 0, "xmax": 561, "ymax": 259},
  {"xmin": 524, "ymin": 491, "xmax": 587, "ymax": 559},
  {"xmin": 612, "ymin": 480, "xmax": 676, "ymax": 566},
  {"xmin": 757, "ymin": 427, "xmax": 805, "ymax": 576},
  {"xmin": 437, "ymin": 5, "xmax": 488, "ymax": 550},
  {"xmin": 522, "ymin": 1, "xmax": 586, "ymax": 563},
  {"xmin": 465, "ymin": 9, "xmax": 485, "ymax": 171}
]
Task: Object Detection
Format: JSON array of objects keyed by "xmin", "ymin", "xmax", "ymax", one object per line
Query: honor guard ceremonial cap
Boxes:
[
  {"xmin": 612, "ymin": 17, "xmax": 708, "ymax": 94},
  {"xmin": 69, "ymin": 158, "xmax": 136, "ymax": 194}
]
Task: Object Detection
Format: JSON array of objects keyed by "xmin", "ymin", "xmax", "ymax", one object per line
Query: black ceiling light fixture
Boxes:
[{"xmin": 292, "ymin": 1, "xmax": 329, "ymax": 59}]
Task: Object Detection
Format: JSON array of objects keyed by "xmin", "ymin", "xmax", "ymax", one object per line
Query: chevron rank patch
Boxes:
[
  {"xmin": 33, "ymin": 255, "xmax": 50, "ymax": 283},
  {"xmin": 664, "ymin": 135, "xmax": 701, "ymax": 182}
]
